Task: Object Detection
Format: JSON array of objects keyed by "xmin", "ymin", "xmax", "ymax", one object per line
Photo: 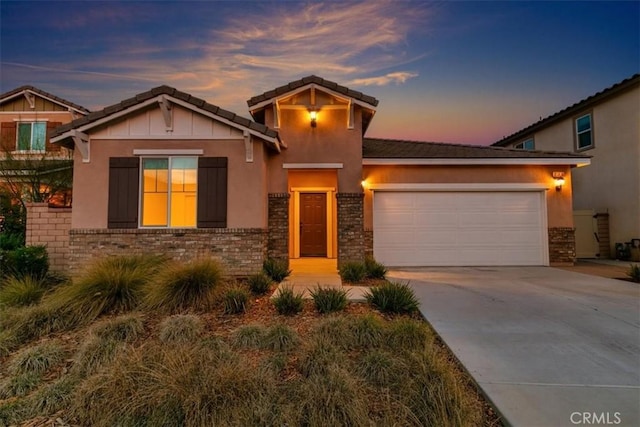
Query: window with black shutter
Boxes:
[
  {"xmin": 197, "ymin": 157, "xmax": 227, "ymax": 228},
  {"xmin": 108, "ymin": 157, "xmax": 140, "ymax": 228}
]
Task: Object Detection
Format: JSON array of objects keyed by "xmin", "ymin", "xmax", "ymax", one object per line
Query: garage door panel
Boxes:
[{"xmin": 373, "ymin": 191, "xmax": 547, "ymax": 267}]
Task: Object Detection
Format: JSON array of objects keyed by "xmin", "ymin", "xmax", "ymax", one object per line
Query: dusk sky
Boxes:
[{"xmin": 1, "ymin": 1, "xmax": 638, "ymax": 145}]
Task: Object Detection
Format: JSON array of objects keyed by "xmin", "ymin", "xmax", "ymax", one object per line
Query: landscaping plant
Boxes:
[
  {"xmin": 310, "ymin": 285, "xmax": 349, "ymax": 314},
  {"xmin": 272, "ymin": 285, "xmax": 304, "ymax": 315},
  {"xmin": 248, "ymin": 272, "xmax": 273, "ymax": 295},
  {"xmin": 628, "ymin": 264, "xmax": 640, "ymax": 283},
  {"xmin": 365, "ymin": 281, "xmax": 420, "ymax": 314},
  {"xmin": 0, "ymin": 276, "xmax": 47, "ymax": 307},
  {"xmin": 364, "ymin": 256, "xmax": 387, "ymax": 279},
  {"xmin": 339, "ymin": 261, "xmax": 367, "ymax": 283},
  {"xmin": 223, "ymin": 286, "xmax": 250, "ymax": 314},
  {"xmin": 262, "ymin": 258, "xmax": 291, "ymax": 283}
]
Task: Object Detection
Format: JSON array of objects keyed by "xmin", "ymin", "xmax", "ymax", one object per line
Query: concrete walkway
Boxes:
[
  {"xmin": 558, "ymin": 258, "xmax": 633, "ymax": 280},
  {"xmin": 274, "ymin": 258, "xmax": 368, "ymax": 301},
  {"xmin": 388, "ymin": 267, "xmax": 640, "ymax": 427}
]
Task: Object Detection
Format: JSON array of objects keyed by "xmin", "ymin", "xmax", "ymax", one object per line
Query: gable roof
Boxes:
[
  {"xmin": 51, "ymin": 85, "xmax": 283, "ymax": 150},
  {"xmin": 247, "ymin": 75, "xmax": 379, "ymax": 108},
  {"xmin": 0, "ymin": 85, "xmax": 90, "ymax": 115},
  {"xmin": 493, "ymin": 73, "xmax": 640, "ymax": 147},
  {"xmin": 363, "ymin": 137, "xmax": 590, "ymax": 166},
  {"xmin": 247, "ymin": 75, "xmax": 379, "ymax": 134}
]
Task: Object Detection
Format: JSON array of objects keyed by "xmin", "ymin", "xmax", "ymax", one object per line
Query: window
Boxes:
[
  {"xmin": 107, "ymin": 156, "xmax": 227, "ymax": 229},
  {"xmin": 16, "ymin": 122, "xmax": 46, "ymax": 151},
  {"xmin": 575, "ymin": 113, "xmax": 593, "ymax": 150},
  {"xmin": 141, "ymin": 157, "xmax": 197, "ymax": 227},
  {"xmin": 514, "ymin": 138, "xmax": 535, "ymax": 150}
]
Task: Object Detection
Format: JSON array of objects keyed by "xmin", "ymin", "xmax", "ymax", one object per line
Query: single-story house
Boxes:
[{"xmin": 48, "ymin": 76, "xmax": 589, "ymax": 275}]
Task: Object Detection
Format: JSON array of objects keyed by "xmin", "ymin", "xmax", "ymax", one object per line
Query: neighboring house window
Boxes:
[
  {"xmin": 575, "ymin": 113, "xmax": 593, "ymax": 150},
  {"xmin": 17, "ymin": 122, "xmax": 46, "ymax": 151},
  {"xmin": 514, "ymin": 138, "xmax": 535, "ymax": 150},
  {"xmin": 107, "ymin": 157, "xmax": 227, "ymax": 229},
  {"xmin": 142, "ymin": 157, "xmax": 197, "ymax": 227}
]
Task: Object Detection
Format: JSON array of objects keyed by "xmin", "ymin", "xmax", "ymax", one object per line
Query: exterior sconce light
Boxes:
[
  {"xmin": 309, "ymin": 110, "xmax": 317, "ymax": 128},
  {"xmin": 552, "ymin": 171, "xmax": 565, "ymax": 192}
]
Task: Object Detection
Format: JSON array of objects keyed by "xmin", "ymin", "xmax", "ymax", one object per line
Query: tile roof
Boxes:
[
  {"xmin": 363, "ymin": 137, "xmax": 590, "ymax": 159},
  {"xmin": 0, "ymin": 85, "xmax": 90, "ymax": 114},
  {"xmin": 247, "ymin": 75, "xmax": 379, "ymax": 108},
  {"xmin": 51, "ymin": 85, "xmax": 280, "ymax": 140},
  {"xmin": 493, "ymin": 73, "xmax": 640, "ymax": 147}
]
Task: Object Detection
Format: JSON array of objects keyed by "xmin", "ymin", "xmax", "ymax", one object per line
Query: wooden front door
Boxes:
[{"xmin": 300, "ymin": 193, "xmax": 327, "ymax": 257}]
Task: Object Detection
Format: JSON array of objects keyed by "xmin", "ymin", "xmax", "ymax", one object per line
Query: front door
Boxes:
[{"xmin": 300, "ymin": 193, "xmax": 327, "ymax": 257}]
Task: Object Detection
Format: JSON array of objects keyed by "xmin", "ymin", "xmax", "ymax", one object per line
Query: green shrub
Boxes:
[
  {"xmin": 365, "ymin": 281, "xmax": 420, "ymax": 314},
  {"xmin": 159, "ymin": 314, "xmax": 203, "ymax": 343},
  {"xmin": 298, "ymin": 337, "xmax": 344, "ymax": 377},
  {"xmin": 385, "ymin": 317, "xmax": 432, "ymax": 351},
  {"xmin": 272, "ymin": 285, "xmax": 304, "ymax": 315},
  {"xmin": 29, "ymin": 376, "xmax": 78, "ymax": 416},
  {"xmin": 232, "ymin": 324, "xmax": 266, "ymax": 348},
  {"xmin": 0, "ymin": 275, "xmax": 47, "ymax": 307},
  {"xmin": 364, "ymin": 257, "xmax": 387, "ymax": 279},
  {"xmin": 0, "ymin": 232, "xmax": 24, "ymax": 251},
  {"xmin": 350, "ymin": 313, "xmax": 385, "ymax": 348},
  {"xmin": 339, "ymin": 261, "xmax": 367, "ymax": 283},
  {"xmin": 223, "ymin": 286, "xmax": 250, "ymax": 314},
  {"xmin": 1, "ymin": 342, "xmax": 64, "ymax": 398},
  {"xmin": 49, "ymin": 254, "xmax": 164, "ymax": 324},
  {"xmin": 262, "ymin": 324, "xmax": 299, "ymax": 352},
  {"xmin": 262, "ymin": 258, "xmax": 291, "ymax": 283},
  {"xmin": 0, "ymin": 245, "xmax": 49, "ymax": 279},
  {"xmin": 310, "ymin": 286, "xmax": 348, "ymax": 314},
  {"xmin": 248, "ymin": 272, "xmax": 273, "ymax": 295},
  {"xmin": 1, "ymin": 303, "xmax": 75, "ymax": 351},
  {"xmin": 145, "ymin": 259, "xmax": 223, "ymax": 313},
  {"xmin": 357, "ymin": 349, "xmax": 399, "ymax": 386},
  {"xmin": 628, "ymin": 264, "xmax": 640, "ymax": 283},
  {"xmin": 92, "ymin": 314, "xmax": 145, "ymax": 342}
]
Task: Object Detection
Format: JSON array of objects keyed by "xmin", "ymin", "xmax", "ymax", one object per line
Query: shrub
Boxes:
[
  {"xmin": 159, "ymin": 314, "xmax": 203, "ymax": 343},
  {"xmin": 0, "ymin": 342, "xmax": 64, "ymax": 398},
  {"xmin": 364, "ymin": 257, "xmax": 387, "ymax": 279},
  {"xmin": 272, "ymin": 285, "xmax": 304, "ymax": 315},
  {"xmin": 262, "ymin": 324, "xmax": 299, "ymax": 352},
  {"xmin": 628, "ymin": 264, "xmax": 640, "ymax": 283},
  {"xmin": 262, "ymin": 258, "xmax": 291, "ymax": 283},
  {"xmin": 232, "ymin": 324, "xmax": 266, "ymax": 348},
  {"xmin": 310, "ymin": 286, "xmax": 348, "ymax": 314},
  {"xmin": 145, "ymin": 259, "xmax": 223, "ymax": 313},
  {"xmin": 298, "ymin": 337, "xmax": 344, "ymax": 377},
  {"xmin": 0, "ymin": 303, "xmax": 75, "ymax": 351},
  {"xmin": 357, "ymin": 349, "xmax": 400, "ymax": 386},
  {"xmin": 350, "ymin": 313, "xmax": 385, "ymax": 348},
  {"xmin": 0, "ymin": 232, "xmax": 24, "ymax": 251},
  {"xmin": 223, "ymin": 286, "xmax": 250, "ymax": 314},
  {"xmin": 385, "ymin": 317, "xmax": 432, "ymax": 351},
  {"xmin": 0, "ymin": 275, "xmax": 47, "ymax": 307},
  {"xmin": 48, "ymin": 255, "xmax": 164, "ymax": 324},
  {"xmin": 339, "ymin": 261, "xmax": 367, "ymax": 283},
  {"xmin": 0, "ymin": 245, "xmax": 49, "ymax": 279},
  {"xmin": 29, "ymin": 376, "xmax": 78, "ymax": 416},
  {"xmin": 248, "ymin": 272, "xmax": 273, "ymax": 295},
  {"xmin": 92, "ymin": 314, "xmax": 145, "ymax": 342},
  {"xmin": 365, "ymin": 281, "xmax": 420, "ymax": 314}
]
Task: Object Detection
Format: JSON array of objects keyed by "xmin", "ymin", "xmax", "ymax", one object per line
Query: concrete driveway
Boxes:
[{"xmin": 387, "ymin": 267, "xmax": 640, "ymax": 427}]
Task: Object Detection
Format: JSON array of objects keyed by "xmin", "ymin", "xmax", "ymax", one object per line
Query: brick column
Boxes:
[
  {"xmin": 548, "ymin": 227, "xmax": 576, "ymax": 265},
  {"xmin": 336, "ymin": 193, "xmax": 364, "ymax": 267},
  {"xmin": 267, "ymin": 193, "xmax": 290, "ymax": 265},
  {"xmin": 25, "ymin": 202, "xmax": 72, "ymax": 272},
  {"xmin": 364, "ymin": 228, "xmax": 374, "ymax": 259}
]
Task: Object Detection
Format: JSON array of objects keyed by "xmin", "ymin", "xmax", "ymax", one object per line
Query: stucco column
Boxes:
[{"xmin": 336, "ymin": 193, "xmax": 364, "ymax": 267}]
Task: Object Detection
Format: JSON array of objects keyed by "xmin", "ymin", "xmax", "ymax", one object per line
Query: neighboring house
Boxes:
[
  {"xmin": 493, "ymin": 74, "xmax": 639, "ymax": 259},
  {"xmin": 0, "ymin": 86, "xmax": 90, "ymax": 206},
  {"xmin": 48, "ymin": 76, "xmax": 588, "ymax": 275}
]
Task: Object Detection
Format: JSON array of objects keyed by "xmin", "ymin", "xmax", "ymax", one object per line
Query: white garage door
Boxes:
[{"xmin": 373, "ymin": 191, "xmax": 548, "ymax": 266}]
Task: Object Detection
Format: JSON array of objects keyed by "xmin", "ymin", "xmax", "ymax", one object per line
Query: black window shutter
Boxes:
[
  {"xmin": 197, "ymin": 157, "xmax": 227, "ymax": 228},
  {"xmin": 108, "ymin": 157, "xmax": 139, "ymax": 229}
]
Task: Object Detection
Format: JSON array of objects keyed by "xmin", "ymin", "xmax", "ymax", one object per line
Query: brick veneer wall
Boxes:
[
  {"xmin": 364, "ymin": 228, "xmax": 373, "ymax": 259},
  {"xmin": 336, "ymin": 193, "xmax": 364, "ymax": 267},
  {"xmin": 25, "ymin": 202, "xmax": 72, "ymax": 272},
  {"xmin": 68, "ymin": 228, "xmax": 267, "ymax": 277},
  {"xmin": 267, "ymin": 193, "xmax": 290, "ymax": 264},
  {"xmin": 548, "ymin": 227, "xmax": 576, "ymax": 264}
]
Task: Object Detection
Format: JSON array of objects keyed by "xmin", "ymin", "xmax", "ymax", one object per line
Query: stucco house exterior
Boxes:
[
  {"xmin": 493, "ymin": 74, "xmax": 639, "ymax": 259},
  {"xmin": 0, "ymin": 86, "xmax": 89, "ymax": 206},
  {"xmin": 47, "ymin": 76, "xmax": 589, "ymax": 275}
]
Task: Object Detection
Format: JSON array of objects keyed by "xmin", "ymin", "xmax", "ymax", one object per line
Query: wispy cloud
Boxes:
[
  {"xmin": 351, "ymin": 72, "xmax": 419, "ymax": 86},
  {"xmin": 1, "ymin": 0, "xmax": 431, "ymax": 112}
]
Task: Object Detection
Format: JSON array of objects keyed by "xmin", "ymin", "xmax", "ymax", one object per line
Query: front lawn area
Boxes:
[{"xmin": 0, "ymin": 256, "xmax": 502, "ymax": 426}]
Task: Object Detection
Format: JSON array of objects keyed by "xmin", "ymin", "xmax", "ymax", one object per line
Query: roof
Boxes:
[
  {"xmin": 493, "ymin": 73, "xmax": 640, "ymax": 147},
  {"xmin": 247, "ymin": 75, "xmax": 379, "ymax": 108},
  {"xmin": 363, "ymin": 138, "xmax": 590, "ymax": 165},
  {"xmin": 0, "ymin": 85, "xmax": 90, "ymax": 114},
  {"xmin": 51, "ymin": 85, "xmax": 281, "ymax": 146}
]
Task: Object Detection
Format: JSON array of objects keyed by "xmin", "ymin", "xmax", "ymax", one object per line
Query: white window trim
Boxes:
[
  {"xmin": 15, "ymin": 121, "xmax": 47, "ymax": 153},
  {"xmin": 575, "ymin": 113, "xmax": 594, "ymax": 150},
  {"xmin": 515, "ymin": 138, "xmax": 535, "ymax": 150}
]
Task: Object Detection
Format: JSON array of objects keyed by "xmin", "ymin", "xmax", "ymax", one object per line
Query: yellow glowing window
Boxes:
[{"xmin": 141, "ymin": 157, "xmax": 197, "ymax": 227}]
